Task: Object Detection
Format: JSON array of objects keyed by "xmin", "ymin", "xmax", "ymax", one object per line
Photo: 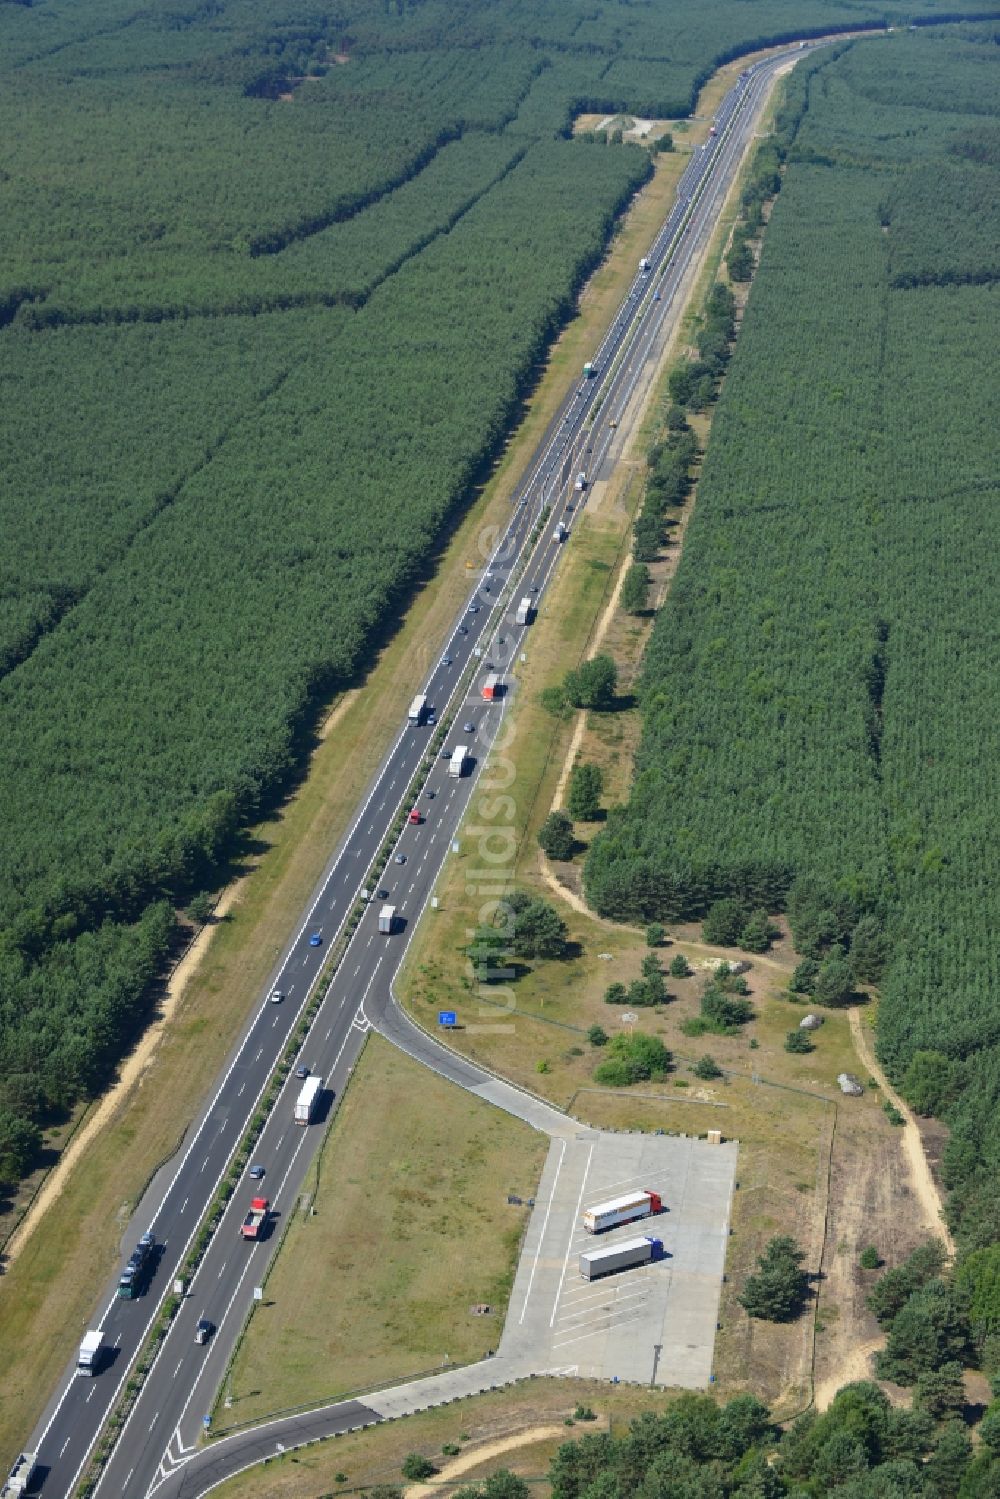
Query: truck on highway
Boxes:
[
  {"xmin": 515, "ymin": 597, "xmax": 533, "ymax": 626},
  {"xmin": 579, "ymin": 1235, "xmax": 662, "ymax": 1281},
  {"xmin": 378, "ymin": 903, "xmax": 396, "ymax": 935},
  {"xmin": 117, "ymin": 1229, "xmax": 156, "ymax": 1298},
  {"xmin": 241, "ymin": 1196, "xmax": 270, "ymax": 1240},
  {"xmin": 583, "ymin": 361, "xmax": 596, "ymax": 379},
  {"xmin": 294, "ymin": 1075, "xmax": 323, "ymax": 1124},
  {"xmin": 574, "ymin": 471, "xmax": 587, "ymax": 491},
  {"xmin": 2, "ymin": 1453, "xmax": 37, "ymax": 1496},
  {"xmin": 481, "ymin": 673, "xmax": 502, "ymax": 701},
  {"xmin": 583, "ymin": 1189, "xmax": 662, "ymax": 1234},
  {"xmin": 77, "ymin": 1330, "xmax": 104, "ymax": 1376},
  {"xmin": 555, "ymin": 521, "xmax": 568, "ymax": 542},
  {"xmin": 639, "ymin": 256, "xmax": 651, "ymax": 273},
  {"xmin": 449, "ymin": 745, "xmax": 469, "ymax": 778},
  {"xmin": 408, "ymin": 694, "xmax": 427, "ymax": 725}
]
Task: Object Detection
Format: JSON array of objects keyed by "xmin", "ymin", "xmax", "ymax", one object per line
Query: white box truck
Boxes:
[
  {"xmin": 78, "ymin": 1329, "xmax": 104, "ymax": 1376},
  {"xmin": 515, "ymin": 597, "xmax": 533, "ymax": 626},
  {"xmin": 408, "ymin": 694, "xmax": 427, "ymax": 725},
  {"xmin": 583, "ymin": 1188, "xmax": 662, "ymax": 1234},
  {"xmin": 378, "ymin": 903, "xmax": 396, "ymax": 934},
  {"xmin": 294, "ymin": 1075, "xmax": 323, "ymax": 1124},
  {"xmin": 579, "ymin": 1236, "xmax": 662, "ymax": 1281},
  {"xmin": 574, "ymin": 471, "xmax": 587, "ymax": 491},
  {"xmin": 449, "ymin": 745, "xmax": 469, "ymax": 778}
]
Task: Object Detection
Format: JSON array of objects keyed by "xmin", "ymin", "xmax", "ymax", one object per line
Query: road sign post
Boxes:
[{"xmin": 438, "ymin": 1011, "xmax": 457, "ymax": 1029}]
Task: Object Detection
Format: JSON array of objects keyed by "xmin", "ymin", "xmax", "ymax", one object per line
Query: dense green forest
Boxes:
[
  {"xmin": 0, "ymin": 1, "xmax": 994, "ymax": 1184},
  {"xmin": 586, "ymin": 21, "xmax": 1000, "ymax": 1294}
]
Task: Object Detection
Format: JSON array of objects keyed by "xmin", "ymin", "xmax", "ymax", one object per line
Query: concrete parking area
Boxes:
[{"xmin": 500, "ymin": 1130, "xmax": 737, "ymax": 1387}]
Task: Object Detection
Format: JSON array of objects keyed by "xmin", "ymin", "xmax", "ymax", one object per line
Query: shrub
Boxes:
[
  {"xmin": 693, "ymin": 1054, "xmax": 723, "ymax": 1080},
  {"xmin": 646, "ymin": 922, "xmax": 666, "ymax": 948},
  {"xmin": 402, "ymin": 1454, "xmax": 436, "ymax": 1481},
  {"xmin": 784, "ymin": 1029, "xmax": 813, "ymax": 1054},
  {"xmin": 604, "ymin": 981, "xmax": 627, "ymax": 1007},
  {"xmin": 587, "ymin": 1024, "xmax": 609, "ymax": 1047},
  {"xmin": 814, "ymin": 954, "xmax": 855, "ymax": 1007},
  {"xmin": 739, "ymin": 909, "xmax": 778, "ymax": 953},
  {"xmin": 538, "ymin": 810, "xmax": 575, "ymax": 861},
  {"xmin": 702, "ymin": 898, "xmax": 749, "ymax": 946},
  {"xmin": 593, "ymin": 1031, "xmax": 671, "ymax": 1086},
  {"xmin": 669, "ymin": 953, "xmax": 692, "ymax": 978},
  {"xmin": 860, "ymin": 1246, "xmax": 882, "ymax": 1270},
  {"xmin": 701, "ymin": 986, "xmax": 753, "ymax": 1033},
  {"xmin": 790, "ymin": 958, "xmax": 819, "ymax": 994},
  {"xmin": 739, "ymin": 1236, "xmax": 808, "ymax": 1322},
  {"xmin": 567, "ymin": 761, "xmax": 604, "ymax": 821}
]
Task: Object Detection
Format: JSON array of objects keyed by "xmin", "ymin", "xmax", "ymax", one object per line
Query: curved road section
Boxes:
[{"xmin": 24, "ymin": 42, "xmax": 819, "ymax": 1499}]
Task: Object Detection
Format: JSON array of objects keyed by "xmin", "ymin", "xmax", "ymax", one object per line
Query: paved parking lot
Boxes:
[{"xmin": 500, "ymin": 1130, "xmax": 737, "ymax": 1387}]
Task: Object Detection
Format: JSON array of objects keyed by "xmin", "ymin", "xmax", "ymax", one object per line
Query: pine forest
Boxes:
[{"xmin": 586, "ymin": 24, "xmax": 1000, "ymax": 1256}]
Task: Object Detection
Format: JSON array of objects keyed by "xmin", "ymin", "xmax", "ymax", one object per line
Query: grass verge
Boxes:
[
  {"xmin": 219, "ymin": 1034, "xmax": 547, "ymax": 1427},
  {"xmin": 210, "ymin": 1377, "xmax": 675, "ymax": 1498}
]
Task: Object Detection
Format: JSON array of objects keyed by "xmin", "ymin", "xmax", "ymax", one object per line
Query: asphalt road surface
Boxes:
[{"xmin": 22, "ymin": 42, "xmax": 820, "ymax": 1499}]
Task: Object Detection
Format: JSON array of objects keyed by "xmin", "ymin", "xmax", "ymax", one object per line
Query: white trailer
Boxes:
[
  {"xmin": 515, "ymin": 597, "xmax": 533, "ymax": 626},
  {"xmin": 3, "ymin": 1453, "xmax": 37, "ymax": 1496},
  {"xmin": 449, "ymin": 745, "xmax": 469, "ymax": 778},
  {"xmin": 583, "ymin": 1188, "xmax": 662, "ymax": 1234},
  {"xmin": 78, "ymin": 1329, "xmax": 104, "ymax": 1376},
  {"xmin": 378, "ymin": 903, "xmax": 396, "ymax": 934},
  {"xmin": 639, "ymin": 256, "xmax": 651, "ymax": 273},
  {"xmin": 408, "ymin": 694, "xmax": 427, "ymax": 725},
  {"xmin": 294, "ymin": 1076, "xmax": 323, "ymax": 1124},
  {"xmin": 574, "ymin": 471, "xmax": 587, "ymax": 491},
  {"xmin": 579, "ymin": 1236, "xmax": 661, "ymax": 1281}
]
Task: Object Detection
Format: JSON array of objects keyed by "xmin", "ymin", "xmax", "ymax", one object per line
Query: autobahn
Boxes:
[{"xmin": 21, "ymin": 41, "xmax": 820, "ymax": 1499}]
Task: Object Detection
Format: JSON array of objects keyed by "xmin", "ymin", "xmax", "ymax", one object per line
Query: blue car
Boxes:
[{"xmin": 309, "ymin": 931, "xmax": 322, "ymax": 947}]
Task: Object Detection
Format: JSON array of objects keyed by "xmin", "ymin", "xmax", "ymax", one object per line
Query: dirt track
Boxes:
[
  {"xmin": 848, "ymin": 1007, "xmax": 954, "ymax": 1257},
  {"xmin": 404, "ymin": 1424, "xmax": 570, "ymax": 1497}
]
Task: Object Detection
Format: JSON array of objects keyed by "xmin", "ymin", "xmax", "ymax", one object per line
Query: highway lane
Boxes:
[{"xmin": 23, "ymin": 42, "xmax": 817, "ymax": 1499}]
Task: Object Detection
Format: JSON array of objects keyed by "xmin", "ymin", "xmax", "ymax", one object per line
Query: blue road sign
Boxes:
[{"xmin": 438, "ymin": 1011, "xmax": 457, "ymax": 1028}]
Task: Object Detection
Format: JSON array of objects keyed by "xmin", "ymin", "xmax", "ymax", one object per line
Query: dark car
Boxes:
[
  {"xmin": 295, "ymin": 1064, "xmax": 310, "ymax": 1080},
  {"xmin": 249, "ymin": 1164, "xmax": 265, "ymax": 1180},
  {"xmin": 441, "ymin": 656, "xmax": 452, "ymax": 667}
]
